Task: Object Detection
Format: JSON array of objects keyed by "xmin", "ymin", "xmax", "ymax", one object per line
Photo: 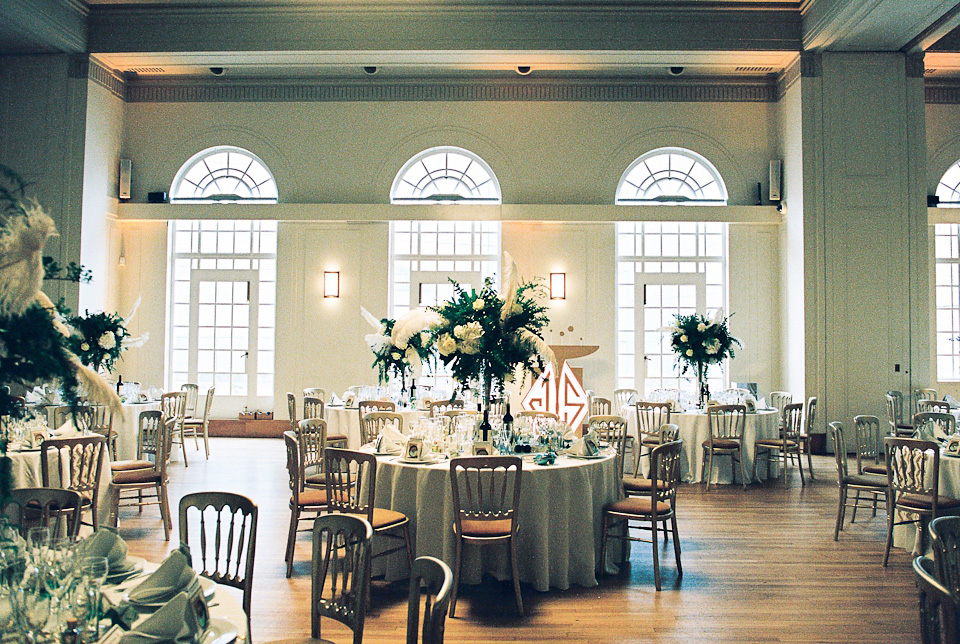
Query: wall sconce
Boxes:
[
  {"xmin": 324, "ymin": 271, "xmax": 340, "ymax": 298},
  {"xmin": 550, "ymin": 273, "xmax": 566, "ymax": 300}
]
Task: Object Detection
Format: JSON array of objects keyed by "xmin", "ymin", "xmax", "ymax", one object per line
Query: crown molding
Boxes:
[
  {"xmin": 0, "ymin": 0, "xmax": 87, "ymax": 54},
  {"xmin": 776, "ymin": 55, "xmax": 802, "ymax": 98},
  {"xmin": 925, "ymin": 79, "xmax": 960, "ymax": 104},
  {"xmin": 124, "ymin": 76, "xmax": 778, "ymax": 103},
  {"xmin": 88, "ymin": 58, "xmax": 127, "ymax": 99}
]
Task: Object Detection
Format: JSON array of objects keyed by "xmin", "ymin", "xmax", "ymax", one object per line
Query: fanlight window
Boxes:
[
  {"xmin": 936, "ymin": 161, "xmax": 960, "ymax": 207},
  {"xmin": 391, "ymin": 147, "xmax": 501, "ymax": 204},
  {"xmin": 171, "ymin": 146, "xmax": 278, "ymax": 203},
  {"xmin": 616, "ymin": 148, "xmax": 727, "ymax": 205}
]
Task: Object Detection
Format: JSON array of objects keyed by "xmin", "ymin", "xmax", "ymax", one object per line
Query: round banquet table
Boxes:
[
  {"xmin": 324, "ymin": 406, "xmax": 427, "ymax": 448},
  {"xmin": 6, "ymin": 440, "xmax": 115, "ymax": 527},
  {"xmin": 624, "ymin": 407, "xmax": 780, "ymax": 484},
  {"xmin": 893, "ymin": 449, "xmax": 960, "ymax": 554},
  {"xmin": 29, "ymin": 401, "xmax": 161, "ymax": 461},
  {"xmin": 368, "ymin": 449, "xmax": 625, "ymax": 592}
]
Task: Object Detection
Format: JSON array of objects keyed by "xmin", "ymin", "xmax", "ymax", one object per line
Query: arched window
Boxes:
[
  {"xmin": 616, "ymin": 147, "xmax": 727, "ymax": 205},
  {"xmin": 937, "ymin": 160, "xmax": 960, "ymax": 207},
  {"xmin": 170, "ymin": 146, "xmax": 278, "ymax": 203},
  {"xmin": 390, "ymin": 147, "xmax": 501, "ymax": 204}
]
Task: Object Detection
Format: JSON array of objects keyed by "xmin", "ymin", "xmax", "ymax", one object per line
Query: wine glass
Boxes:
[
  {"xmin": 79, "ymin": 556, "xmax": 108, "ymax": 639},
  {"xmin": 43, "ymin": 538, "xmax": 78, "ymax": 629},
  {"xmin": 26, "ymin": 527, "xmax": 50, "ymax": 561},
  {"xmin": 16, "ymin": 566, "xmax": 51, "ymax": 644}
]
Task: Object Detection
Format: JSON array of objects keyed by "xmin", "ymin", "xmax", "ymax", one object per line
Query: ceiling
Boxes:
[{"xmin": 2, "ymin": 0, "xmax": 960, "ymax": 82}]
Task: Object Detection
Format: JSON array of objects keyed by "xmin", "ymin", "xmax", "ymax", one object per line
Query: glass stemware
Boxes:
[
  {"xmin": 42, "ymin": 537, "xmax": 78, "ymax": 629},
  {"xmin": 79, "ymin": 555, "xmax": 109, "ymax": 640},
  {"xmin": 26, "ymin": 527, "xmax": 50, "ymax": 561},
  {"xmin": 16, "ymin": 566, "xmax": 52, "ymax": 644}
]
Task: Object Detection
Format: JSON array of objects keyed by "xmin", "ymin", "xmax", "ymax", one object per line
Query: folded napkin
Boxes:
[
  {"xmin": 24, "ymin": 387, "xmax": 42, "ymax": 405},
  {"xmin": 329, "ymin": 393, "xmax": 343, "ymax": 407},
  {"xmin": 51, "ymin": 420, "xmax": 81, "ymax": 438},
  {"xmin": 374, "ymin": 423, "xmax": 408, "ymax": 455},
  {"xmin": 946, "ymin": 394, "xmax": 960, "ymax": 410},
  {"xmin": 562, "ymin": 426, "xmax": 578, "ymax": 441},
  {"xmin": 128, "ymin": 551, "xmax": 199, "ymax": 605},
  {"xmin": 82, "ymin": 528, "xmax": 132, "ymax": 575},
  {"xmin": 758, "ymin": 397, "xmax": 767, "ymax": 409},
  {"xmin": 567, "ymin": 432, "xmax": 600, "ymax": 457},
  {"xmin": 119, "ymin": 592, "xmax": 200, "ymax": 644}
]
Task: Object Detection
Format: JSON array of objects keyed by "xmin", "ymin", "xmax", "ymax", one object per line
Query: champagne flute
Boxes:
[{"xmin": 80, "ymin": 556, "xmax": 108, "ymax": 640}]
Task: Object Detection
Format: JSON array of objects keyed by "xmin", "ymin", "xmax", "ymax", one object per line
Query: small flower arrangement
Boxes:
[
  {"xmin": 65, "ymin": 310, "xmax": 131, "ymax": 373},
  {"xmin": 368, "ymin": 316, "xmax": 433, "ymax": 389}
]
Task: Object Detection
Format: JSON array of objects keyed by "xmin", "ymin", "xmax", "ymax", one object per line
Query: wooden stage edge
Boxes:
[{"xmin": 208, "ymin": 419, "xmax": 287, "ymax": 438}]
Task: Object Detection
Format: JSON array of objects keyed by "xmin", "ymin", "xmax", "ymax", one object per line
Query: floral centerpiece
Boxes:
[
  {"xmin": 428, "ymin": 252, "xmax": 555, "ymax": 408},
  {"xmin": 0, "ymin": 164, "xmax": 122, "ymax": 505},
  {"xmin": 63, "ymin": 309, "xmax": 131, "ymax": 373},
  {"xmin": 361, "ymin": 307, "xmax": 434, "ymax": 394},
  {"xmin": 665, "ymin": 311, "xmax": 740, "ymax": 409}
]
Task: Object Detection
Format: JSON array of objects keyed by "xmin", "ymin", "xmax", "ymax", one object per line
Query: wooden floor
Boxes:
[{"xmin": 117, "ymin": 438, "xmax": 920, "ymax": 643}]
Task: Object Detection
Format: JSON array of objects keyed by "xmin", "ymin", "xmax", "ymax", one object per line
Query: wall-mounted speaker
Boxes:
[
  {"xmin": 148, "ymin": 191, "xmax": 167, "ymax": 203},
  {"xmin": 119, "ymin": 158, "xmax": 132, "ymax": 200},
  {"xmin": 769, "ymin": 160, "xmax": 782, "ymax": 202}
]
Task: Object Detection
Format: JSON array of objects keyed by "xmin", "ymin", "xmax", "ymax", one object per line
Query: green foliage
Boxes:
[
  {"xmin": 65, "ymin": 310, "xmax": 130, "ymax": 373},
  {"xmin": 668, "ymin": 312, "xmax": 740, "ymax": 374},
  {"xmin": 431, "ymin": 277, "xmax": 550, "ymax": 395},
  {"xmin": 370, "ymin": 317, "xmax": 433, "ymax": 387},
  {"xmin": 43, "ymin": 257, "xmax": 93, "ymax": 283}
]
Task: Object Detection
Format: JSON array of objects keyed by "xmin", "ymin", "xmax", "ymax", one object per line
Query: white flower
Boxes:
[
  {"xmin": 472, "ymin": 299, "xmax": 485, "ymax": 311},
  {"xmin": 391, "ymin": 351, "xmax": 402, "ymax": 360},
  {"xmin": 437, "ymin": 333, "xmax": 457, "ymax": 356},
  {"xmin": 680, "ymin": 334, "xmax": 688, "ymax": 342},
  {"xmin": 704, "ymin": 338, "xmax": 721, "ymax": 355},
  {"xmin": 419, "ymin": 331, "xmax": 431, "ymax": 346},
  {"xmin": 80, "ymin": 342, "xmax": 90, "ymax": 352},
  {"xmin": 460, "ymin": 321, "xmax": 484, "ymax": 342},
  {"xmin": 98, "ymin": 332, "xmax": 117, "ymax": 350},
  {"xmin": 685, "ymin": 349, "xmax": 694, "ymax": 357},
  {"xmin": 697, "ymin": 323, "xmax": 707, "ymax": 332},
  {"xmin": 454, "ymin": 325, "xmax": 466, "ymax": 339}
]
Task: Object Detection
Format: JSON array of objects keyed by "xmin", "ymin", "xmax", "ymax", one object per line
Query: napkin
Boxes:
[
  {"xmin": 119, "ymin": 592, "xmax": 200, "ymax": 644},
  {"xmin": 562, "ymin": 426, "xmax": 578, "ymax": 441},
  {"xmin": 329, "ymin": 393, "xmax": 343, "ymax": 407},
  {"xmin": 946, "ymin": 394, "xmax": 960, "ymax": 410},
  {"xmin": 128, "ymin": 551, "xmax": 199, "ymax": 605},
  {"xmin": 567, "ymin": 432, "xmax": 600, "ymax": 457},
  {"xmin": 83, "ymin": 528, "xmax": 133, "ymax": 575},
  {"xmin": 374, "ymin": 423, "xmax": 408, "ymax": 455},
  {"xmin": 51, "ymin": 420, "xmax": 81, "ymax": 438}
]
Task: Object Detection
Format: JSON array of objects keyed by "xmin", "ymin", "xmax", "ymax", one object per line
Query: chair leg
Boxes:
[
  {"xmin": 157, "ymin": 483, "xmax": 170, "ymax": 541},
  {"xmin": 285, "ymin": 507, "xmax": 298, "ymax": 578},
  {"xmin": 203, "ymin": 426, "xmax": 210, "ymax": 459},
  {"xmin": 806, "ymin": 442, "xmax": 814, "ymax": 480},
  {"xmin": 851, "ymin": 490, "xmax": 860, "ymax": 523},
  {"xmin": 882, "ymin": 501, "xmax": 894, "ymax": 567},
  {"xmin": 739, "ymin": 449, "xmax": 748, "ymax": 489},
  {"xmin": 671, "ymin": 515, "xmax": 682, "ymax": 577},
  {"xmin": 509, "ymin": 537, "xmax": 524, "ymax": 616},
  {"xmin": 180, "ymin": 429, "xmax": 189, "ymax": 467},
  {"xmin": 651, "ymin": 516, "xmax": 661, "ymax": 591},
  {"xmin": 192, "ymin": 426, "xmax": 200, "ymax": 450},
  {"xmin": 112, "ymin": 487, "xmax": 121, "ymax": 529},
  {"xmin": 449, "ymin": 537, "xmax": 463, "ymax": 617},
  {"xmin": 704, "ymin": 449, "xmax": 713, "ymax": 490},
  {"xmin": 796, "ymin": 446, "xmax": 805, "ymax": 486},
  {"xmin": 401, "ymin": 523, "xmax": 414, "ymax": 573},
  {"xmin": 834, "ymin": 486, "xmax": 846, "ymax": 541}
]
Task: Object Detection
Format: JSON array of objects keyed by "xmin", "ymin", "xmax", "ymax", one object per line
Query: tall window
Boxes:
[
  {"xmin": 168, "ymin": 147, "xmax": 278, "ymax": 413},
  {"xmin": 936, "ymin": 160, "xmax": 960, "ymax": 207},
  {"xmin": 389, "ymin": 148, "xmax": 501, "ymax": 391},
  {"xmin": 616, "ymin": 147, "xmax": 727, "ymax": 205},
  {"xmin": 170, "ymin": 146, "xmax": 278, "ymax": 203},
  {"xmin": 934, "ymin": 224, "xmax": 960, "ymax": 380}
]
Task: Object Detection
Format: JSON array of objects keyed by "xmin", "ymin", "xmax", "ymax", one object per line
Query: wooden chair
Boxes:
[
  {"xmin": 52, "ymin": 404, "xmax": 96, "ymax": 431},
  {"xmin": 601, "ymin": 439, "xmax": 683, "ymax": 591},
  {"xmin": 586, "ymin": 415, "xmax": 629, "ymax": 476},
  {"xmin": 311, "ymin": 514, "xmax": 372, "ymax": 644},
  {"xmin": 89, "ymin": 405, "xmax": 117, "ymax": 460},
  {"xmin": 635, "ymin": 401, "xmax": 672, "ymax": 470},
  {"xmin": 915, "ymin": 412, "xmax": 957, "ymax": 442},
  {"xmin": 883, "ymin": 437, "xmax": 960, "ymax": 566},
  {"xmin": 288, "ymin": 392, "xmax": 298, "ymax": 432},
  {"xmin": 449, "ymin": 456, "xmax": 523, "ymax": 617},
  {"xmin": 182, "ymin": 386, "xmax": 215, "ymax": 460},
  {"xmin": 111, "ymin": 410, "xmax": 172, "ymax": 540},
  {"xmin": 755, "ymin": 401, "xmax": 804, "ymax": 485},
  {"xmin": 181, "ymin": 383, "xmax": 199, "ymax": 418},
  {"xmin": 1, "ymin": 488, "xmax": 82, "ymax": 538},
  {"xmin": 323, "ymin": 448, "xmax": 413, "ymax": 580},
  {"xmin": 915, "ymin": 387, "xmax": 939, "ymax": 414},
  {"xmin": 613, "ymin": 388, "xmax": 638, "ymax": 413},
  {"xmin": 590, "ymin": 397, "xmax": 612, "ymax": 416},
  {"xmin": 516, "ymin": 410, "xmax": 558, "ymax": 422},
  {"xmin": 829, "ymin": 422, "xmax": 888, "ymax": 540},
  {"xmin": 768, "ymin": 391, "xmax": 793, "ymax": 414},
  {"xmin": 428, "ymin": 399, "xmax": 463, "ymax": 417},
  {"xmin": 160, "ymin": 391, "xmax": 189, "ymax": 466},
  {"xmin": 40, "ymin": 434, "xmax": 106, "ymax": 531},
  {"xmin": 701, "ymin": 405, "xmax": 748, "ymax": 490},
  {"xmin": 304, "ymin": 396, "xmax": 346, "ymax": 448},
  {"xmin": 914, "ymin": 555, "xmax": 960, "ymax": 644},
  {"xmin": 284, "ymin": 431, "xmax": 327, "ymax": 578},
  {"xmin": 298, "ymin": 419, "xmax": 332, "ymax": 489},
  {"xmin": 796, "ymin": 396, "xmax": 817, "ymax": 479},
  {"xmin": 303, "ymin": 387, "xmax": 327, "ymax": 403},
  {"xmin": 853, "ymin": 415, "xmax": 888, "ymax": 477},
  {"xmin": 407, "ymin": 556, "xmax": 453, "ymax": 644},
  {"xmin": 358, "ymin": 400, "xmax": 396, "ymax": 433},
  {"xmin": 887, "ymin": 391, "xmax": 914, "ymax": 437},
  {"xmin": 623, "ymin": 423, "xmax": 679, "ymax": 497},
  {"xmin": 179, "ymin": 491, "xmax": 258, "ymax": 640},
  {"xmin": 931, "ymin": 515, "xmax": 960, "ymax": 599},
  {"xmin": 361, "ymin": 411, "xmax": 404, "ymax": 446},
  {"xmin": 919, "ymin": 399, "xmax": 951, "ymax": 415}
]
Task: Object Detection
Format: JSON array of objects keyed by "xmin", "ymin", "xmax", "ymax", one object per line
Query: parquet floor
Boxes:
[{"xmin": 117, "ymin": 438, "xmax": 919, "ymax": 643}]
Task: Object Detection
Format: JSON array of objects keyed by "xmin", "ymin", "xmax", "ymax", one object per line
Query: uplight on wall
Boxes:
[
  {"xmin": 324, "ymin": 271, "xmax": 340, "ymax": 298},
  {"xmin": 550, "ymin": 273, "xmax": 566, "ymax": 300}
]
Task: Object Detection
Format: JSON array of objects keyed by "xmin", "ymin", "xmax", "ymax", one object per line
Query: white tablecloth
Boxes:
[
  {"xmin": 324, "ymin": 406, "xmax": 427, "ymax": 448},
  {"xmin": 893, "ymin": 450, "xmax": 960, "ymax": 553},
  {"xmin": 116, "ymin": 402, "xmax": 161, "ymax": 460},
  {"xmin": 6, "ymin": 442, "xmax": 115, "ymax": 526},
  {"xmin": 368, "ymin": 450, "xmax": 624, "ymax": 592},
  {"xmin": 624, "ymin": 407, "xmax": 780, "ymax": 483}
]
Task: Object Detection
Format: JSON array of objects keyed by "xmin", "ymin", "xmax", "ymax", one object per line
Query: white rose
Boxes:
[
  {"xmin": 460, "ymin": 321, "xmax": 484, "ymax": 342},
  {"xmin": 453, "ymin": 324, "xmax": 466, "ymax": 339},
  {"xmin": 685, "ymin": 349, "xmax": 694, "ymax": 357},
  {"xmin": 419, "ymin": 331, "xmax": 431, "ymax": 346},
  {"xmin": 98, "ymin": 332, "xmax": 117, "ymax": 350},
  {"xmin": 680, "ymin": 334, "xmax": 688, "ymax": 342},
  {"xmin": 391, "ymin": 351, "xmax": 402, "ymax": 360},
  {"xmin": 472, "ymin": 299, "xmax": 485, "ymax": 311},
  {"xmin": 697, "ymin": 323, "xmax": 707, "ymax": 332},
  {"xmin": 437, "ymin": 334, "xmax": 457, "ymax": 356},
  {"xmin": 80, "ymin": 342, "xmax": 90, "ymax": 352},
  {"xmin": 704, "ymin": 339, "xmax": 721, "ymax": 355}
]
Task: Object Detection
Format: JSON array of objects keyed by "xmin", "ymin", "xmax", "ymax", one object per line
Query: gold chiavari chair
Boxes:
[
  {"xmin": 182, "ymin": 386, "xmax": 215, "ymax": 459},
  {"xmin": 41, "ymin": 434, "xmax": 107, "ymax": 531},
  {"xmin": 406, "ymin": 556, "xmax": 452, "ymax": 644},
  {"xmin": 829, "ymin": 422, "xmax": 888, "ymax": 540},
  {"xmin": 284, "ymin": 431, "xmax": 327, "ymax": 578},
  {"xmin": 754, "ymin": 402, "xmax": 804, "ymax": 485},
  {"xmin": 310, "ymin": 514, "xmax": 372, "ymax": 644},
  {"xmin": 110, "ymin": 410, "xmax": 172, "ymax": 540},
  {"xmin": 160, "ymin": 391, "xmax": 189, "ymax": 466},
  {"xmin": 701, "ymin": 404, "xmax": 748, "ymax": 490},
  {"xmin": 361, "ymin": 411, "xmax": 404, "ymax": 446}
]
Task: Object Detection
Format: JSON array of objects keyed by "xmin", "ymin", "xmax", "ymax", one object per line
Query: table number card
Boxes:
[
  {"xmin": 405, "ymin": 438, "xmax": 424, "ymax": 461},
  {"xmin": 946, "ymin": 436, "xmax": 960, "ymax": 456},
  {"xmin": 472, "ymin": 441, "xmax": 493, "ymax": 456}
]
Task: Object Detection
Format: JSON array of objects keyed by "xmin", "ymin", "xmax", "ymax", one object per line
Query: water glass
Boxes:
[{"xmin": 17, "ymin": 566, "xmax": 51, "ymax": 644}]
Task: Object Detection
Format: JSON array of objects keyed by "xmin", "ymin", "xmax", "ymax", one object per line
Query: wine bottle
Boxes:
[
  {"xmin": 503, "ymin": 402, "xmax": 514, "ymax": 452},
  {"xmin": 116, "ymin": 373, "xmax": 123, "ymax": 395},
  {"xmin": 409, "ymin": 379, "xmax": 417, "ymax": 409},
  {"xmin": 480, "ymin": 408, "xmax": 491, "ymax": 442}
]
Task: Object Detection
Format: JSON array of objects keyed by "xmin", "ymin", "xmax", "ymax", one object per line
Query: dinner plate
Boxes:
[
  {"xmin": 396, "ymin": 457, "xmax": 436, "ymax": 465},
  {"xmin": 107, "ymin": 556, "xmax": 145, "ymax": 581},
  {"xmin": 202, "ymin": 618, "xmax": 238, "ymax": 644},
  {"xmin": 566, "ymin": 453, "xmax": 606, "ymax": 459}
]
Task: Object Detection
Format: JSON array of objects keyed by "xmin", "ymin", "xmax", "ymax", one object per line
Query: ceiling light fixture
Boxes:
[
  {"xmin": 209, "ymin": 67, "xmax": 224, "ymax": 76},
  {"xmin": 516, "ymin": 65, "xmax": 532, "ymax": 76},
  {"xmin": 363, "ymin": 66, "xmax": 378, "ymax": 75}
]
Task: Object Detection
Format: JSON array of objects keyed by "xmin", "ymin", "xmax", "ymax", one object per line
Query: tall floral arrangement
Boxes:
[
  {"xmin": 429, "ymin": 252, "xmax": 555, "ymax": 404},
  {"xmin": 64, "ymin": 309, "xmax": 131, "ymax": 373},
  {"xmin": 0, "ymin": 164, "xmax": 122, "ymax": 505},
  {"xmin": 360, "ymin": 307, "xmax": 434, "ymax": 392},
  {"xmin": 665, "ymin": 311, "xmax": 740, "ymax": 408}
]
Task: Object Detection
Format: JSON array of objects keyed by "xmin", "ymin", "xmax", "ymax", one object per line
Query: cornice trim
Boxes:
[
  {"xmin": 125, "ymin": 77, "xmax": 778, "ymax": 103},
  {"xmin": 88, "ymin": 59, "xmax": 127, "ymax": 100},
  {"xmin": 776, "ymin": 55, "xmax": 802, "ymax": 98},
  {"xmin": 926, "ymin": 80, "xmax": 960, "ymax": 104}
]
